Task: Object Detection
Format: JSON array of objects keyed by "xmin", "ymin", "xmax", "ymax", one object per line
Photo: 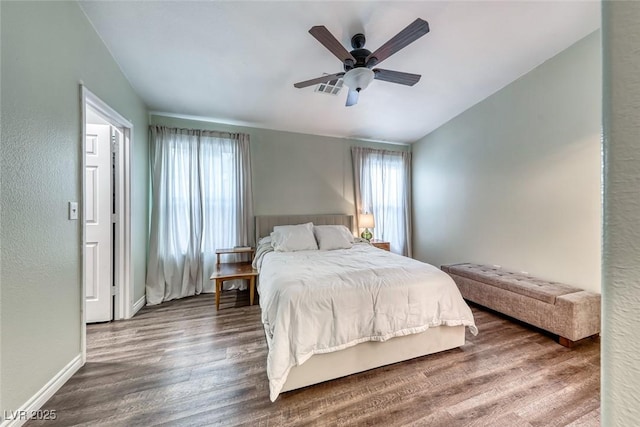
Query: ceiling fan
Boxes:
[{"xmin": 293, "ymin": 18, "xmax": 430, "ymax": 107}]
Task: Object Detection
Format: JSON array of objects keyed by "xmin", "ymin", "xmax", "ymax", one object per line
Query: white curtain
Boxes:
[
  {"xmin": 146, "ymin": 126, "xmax": 253, "ymax": 305},
  {"xmin": 352, "ymin": 147, "xmax": 412, "ymax": 256}
]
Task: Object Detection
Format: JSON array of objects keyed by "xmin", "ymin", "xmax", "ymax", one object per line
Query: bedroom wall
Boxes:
[
  {"xmin": 602, "ymin": 2, "xmax": 640, "ymax": 423},
  {"xmin": 412, "ymin": 31, "xmax": 601, "ymax": 293},
  {"xmin": 1, "ymin": 1, "xmax": 148, "ymax": 414},
  {"xmin": 149, "ymin": 115, "xmax": 409, "ymax": 218}
]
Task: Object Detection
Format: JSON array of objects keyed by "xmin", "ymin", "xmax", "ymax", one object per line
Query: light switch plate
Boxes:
[{"xmin": 69, "ymin": 202, "xmax": 78, "ymax": 220}]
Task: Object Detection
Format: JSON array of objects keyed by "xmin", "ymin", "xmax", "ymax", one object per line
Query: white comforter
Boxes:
[{"xmin": 257, "ymin": 244, "xmax": 477, "ymax": 401}]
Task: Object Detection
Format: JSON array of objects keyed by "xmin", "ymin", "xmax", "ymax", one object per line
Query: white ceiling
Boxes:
[{"xmin": 79, "ymin": 1, "xmax": 600, "ymax": 144}]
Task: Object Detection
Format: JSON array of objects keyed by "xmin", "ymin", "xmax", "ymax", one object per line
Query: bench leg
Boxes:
[
  {"xmin": 558, "ymin": 336, "xmax": 575, "ymax": 348},
  {"xmin": 560, "ymin": 334, "xmax": 600, "ymax": 348},
  {"xmin": 249, "ymin": 276, "xmax": 255, "ymax": 306},
  {"xmin": 215, "ymin": 279, "xmax": 222, "ymax": 311}
]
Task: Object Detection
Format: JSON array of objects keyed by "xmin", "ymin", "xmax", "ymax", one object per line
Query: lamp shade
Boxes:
[
  {"xmin": 343, "ymin": 68, "xmax": 375, "ymax": 91},
  {"xmin": 359, "ymin": 213, "xmax": 375, "ymax": 229}
]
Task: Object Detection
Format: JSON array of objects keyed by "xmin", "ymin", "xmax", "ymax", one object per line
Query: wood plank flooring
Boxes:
[{"xmin": 28, "ymin": 292, "xmax": 600, "ymax": 427}]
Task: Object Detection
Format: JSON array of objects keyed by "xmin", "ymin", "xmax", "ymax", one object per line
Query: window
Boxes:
[
  {"xmin": 146, "ymin": 126, "xmax": 253, "ymax": 304},
  {"xmin": 352, "ymin": 147, "xmax": 412, "ymax": 256}
]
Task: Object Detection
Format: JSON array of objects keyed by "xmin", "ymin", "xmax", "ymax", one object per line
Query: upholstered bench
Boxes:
[{"xmin": 441, "ymin": 263, "xmax": 601, "ymax": 347}]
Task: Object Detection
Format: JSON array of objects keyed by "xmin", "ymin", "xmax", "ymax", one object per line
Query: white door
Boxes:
[{"xmin": 85, "ymin": 123, "xmax": 113, "ymax": 322}]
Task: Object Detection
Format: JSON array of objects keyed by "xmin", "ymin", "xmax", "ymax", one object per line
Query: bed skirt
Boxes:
[{"xmin": 279, "ymin": 325, "xmax": 466, "ymax": 394}]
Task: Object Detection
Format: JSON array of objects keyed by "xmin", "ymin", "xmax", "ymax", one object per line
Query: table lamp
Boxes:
[{"xmin": 359, "ymin": 213, "xmax": 375, "ymax": 241}]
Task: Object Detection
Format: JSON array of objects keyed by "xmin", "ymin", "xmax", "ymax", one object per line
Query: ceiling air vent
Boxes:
[{"xmin": 314, "ymin": 74, "xmax": 344, "ymax": 95}]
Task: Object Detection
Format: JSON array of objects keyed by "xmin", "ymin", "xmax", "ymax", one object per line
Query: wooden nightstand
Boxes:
[
  {"xmin": 212, "ymin": 246, "xmax": 257, "ymax": 311},
  {"xmin": 210, "ymin": 262, "xmax": 258, "ymax": 310},
  {"xmin": 370, "ymin": 240, "xmax": 391, "ymax": 251}
]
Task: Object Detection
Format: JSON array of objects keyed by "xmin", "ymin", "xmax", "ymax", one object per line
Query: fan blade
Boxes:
[
  {"xmin": 366, "ymin": 18, "xmax": 430, "ymax": 67},
  {"xmin": 294, "ymin": 72, "xmax": 345, "ymax": 89},
  {"xmin": 309, "ymin": 26, "xmax": 356, "ymax": 65},
  {"xmin": 373, "ymin": 69, "xmax": 421, "ymax": 86},
  {"xmin": 346, "ymin": 89, "xmax": 359, "ymax": 107}
]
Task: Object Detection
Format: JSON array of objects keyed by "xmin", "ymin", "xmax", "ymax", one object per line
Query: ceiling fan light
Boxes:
[{"xmin": 343, "ymin": 68, "xmax": 375, "ymax": 91}]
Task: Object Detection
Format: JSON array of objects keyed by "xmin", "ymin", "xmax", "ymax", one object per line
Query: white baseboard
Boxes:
[
  {"xmin": 1, "ymin": 354, "xmax": 83, "ymax": 427},
  {"xmin": 132, "ymin": 295, "xmax": 146, "ymax": 317}
]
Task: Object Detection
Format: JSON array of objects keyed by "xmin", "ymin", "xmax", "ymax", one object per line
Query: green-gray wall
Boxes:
[
  {"xmin": 412, "ymin": 31, "xmax": 602, "ymax": 294},
  {"xmin": 0, "ymin": 1, "xmax": 148, "ymax": 413},
  {"xmin": 150, "ymin": 115, "xmax": 409, "ymax": 219},
  {"xmin": 602, "ymin": 2, "xmax": 640, "ymax": 424}
]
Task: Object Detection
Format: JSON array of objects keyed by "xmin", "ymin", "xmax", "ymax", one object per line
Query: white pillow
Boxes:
[
  {"xmin": 271, "ymin": 222, "xmax": 318, "ymax": 252},
  {"xmin": 313, "ymin": 225, "xmax": 354, "ymax": 250}
]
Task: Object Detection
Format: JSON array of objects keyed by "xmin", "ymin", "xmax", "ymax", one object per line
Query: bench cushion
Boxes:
[{"xmin": 443, "ymin": 263, "xmax": 582, "ymax": 305}]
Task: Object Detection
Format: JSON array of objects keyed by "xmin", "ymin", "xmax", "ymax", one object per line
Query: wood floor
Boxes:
[{"xmin": 28, "ymin": 292, "xmax": 600, "ymax": 427}]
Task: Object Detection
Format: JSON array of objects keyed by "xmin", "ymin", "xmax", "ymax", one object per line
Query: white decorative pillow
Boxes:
[
  {"xmin": 271, "ymin": 222, "xmax": 318, "ymax": 252},
  {"xmin": 313, "ymin": 225, "xmax": 354, "ymax": 250}
]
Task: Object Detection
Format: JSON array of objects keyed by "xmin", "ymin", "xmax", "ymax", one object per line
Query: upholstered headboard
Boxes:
[{"xmin": 255, "ymin": 214, "xmax": 354, "ymax": 242}]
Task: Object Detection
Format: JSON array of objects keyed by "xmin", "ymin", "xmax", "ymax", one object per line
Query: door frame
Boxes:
[{"xmin": 80, "ymin": 86, "xmax": 134, "ymax": 363}]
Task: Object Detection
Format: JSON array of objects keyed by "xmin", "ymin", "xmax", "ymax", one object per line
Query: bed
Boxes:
[{"xmin": 254, "ymin": 214, "xmax": 477, "ymax": 401}]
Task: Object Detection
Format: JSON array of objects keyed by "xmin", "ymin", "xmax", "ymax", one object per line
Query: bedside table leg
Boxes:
[
  {"xmin": 249, "ymin": 276, "xmax": 255, "ymax": 306},
  {"xmin": 215, "ymin": 279, "xmax": 222, "ymax": 310}
]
